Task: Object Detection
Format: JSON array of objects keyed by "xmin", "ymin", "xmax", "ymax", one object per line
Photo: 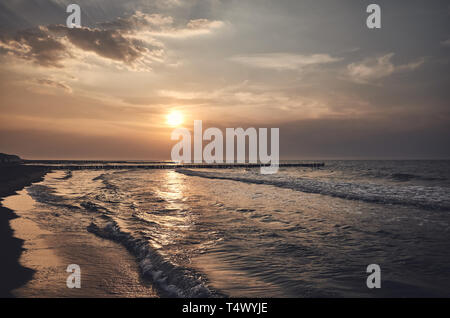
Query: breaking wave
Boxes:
[
  {"xmin": 177, "ymin": 169, "xmax": 450, "ymax": 211},
  {"xmin": 87, "ymin": 218, "xmax": 223, "ymax": 298}
]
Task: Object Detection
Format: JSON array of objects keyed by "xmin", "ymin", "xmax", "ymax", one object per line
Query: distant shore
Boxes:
[{"xmin": 0, "ymin": 164, "xmax": 48, "ymax": 297}]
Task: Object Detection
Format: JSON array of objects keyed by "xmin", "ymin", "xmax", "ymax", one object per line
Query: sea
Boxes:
[{"xmin": 3, "ymin": 160, "xmax": 450, "ymax": 297}]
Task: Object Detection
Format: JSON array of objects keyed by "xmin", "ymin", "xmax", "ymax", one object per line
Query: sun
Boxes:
[{"xmin": 166, "ymin": 110, "xmax": 184, "ymax": 127}]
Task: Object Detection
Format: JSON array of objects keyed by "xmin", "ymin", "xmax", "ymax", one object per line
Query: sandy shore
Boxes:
[
  {"xmin": 1, "ymin": 166, "xmax": 158, "ymax": 297},
  {"xmin": 0, "ymin": 165, "xmax": 48, "ymax": 297}
]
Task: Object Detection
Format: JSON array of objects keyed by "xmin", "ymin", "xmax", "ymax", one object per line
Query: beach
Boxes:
[
  {"xmin": 1, "ymin": 165, "xmax": 158, "ymax": 297},
  {"xmin": 0, "ymin": 165, "xmax": 48, "ymax": 297},
  {"xmin": 1, "ymin": 160, "xmax": 449, "ymax": 297}
]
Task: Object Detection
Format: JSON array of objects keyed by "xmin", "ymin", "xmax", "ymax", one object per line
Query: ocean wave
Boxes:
[
  {"xmin": 57, "ymin": 170, "xmax": 73, "ymax": 180},
  {"xmin": 388, "ymin": 173, "xmax": 446, "ymax": 182},
  {"xmin": 93, "ymin": 173, "xmax": 119, "ymax": 191},
  {"xmin": 80, "ymin": 201, "xmax": 108, "ymax": 213},
  {"xmin": 87, "ymin": 219, "xmax": 223, "ymax": 298},
  {"xmin": 177, "ymin": 169, "xmax": 450, "ymax": 211},
  {"xmin": 26, "ymin": 184, "xmax": 80, "ymax": 210}
]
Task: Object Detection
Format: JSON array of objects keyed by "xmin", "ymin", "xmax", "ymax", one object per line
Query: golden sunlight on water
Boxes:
[{"xmin": 155, "ymin": 170, "xmax": 185, "ymax": 210}]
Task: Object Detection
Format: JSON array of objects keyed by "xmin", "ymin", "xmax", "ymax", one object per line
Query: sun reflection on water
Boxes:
[{"xmin": 155, "ymin": 170, "xmax": 185, "ymax": 205}]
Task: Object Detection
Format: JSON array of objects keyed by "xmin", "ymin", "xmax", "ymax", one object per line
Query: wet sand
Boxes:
[
  {"xmin": 4, "ymin": 189, "xmax": 158, "ymax": 297},
  {"xmin": 0, "ymin": 165, "xmax": 48, "ymax": 297},
  {"xmin": 1, "ymin": 166, "xmax": 157, "ymax": 297}
]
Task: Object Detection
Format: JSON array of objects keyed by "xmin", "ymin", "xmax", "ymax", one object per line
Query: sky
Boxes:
[{"xmin": 0, "ymin": 0, "xmax": 449, "ymax": 160}]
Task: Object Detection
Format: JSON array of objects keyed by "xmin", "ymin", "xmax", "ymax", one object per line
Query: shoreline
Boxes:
[
  {"xmin": 1, "ymin": 167, "xmax": 158, "ymax": 298},
  {"xmin": 0, "ymin": 165, "xmax": 48, "ymax": 297}
]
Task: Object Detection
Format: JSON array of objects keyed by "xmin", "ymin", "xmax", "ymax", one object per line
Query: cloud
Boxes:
[
  {"xmin": 100, "ymin": 12, "xmax": 174, "ymax": 32},
  {"xmin": 346, "ymin": 53, "xmax": 424, "ymax": 84},
  {"xmin": 0, "ymin": 25, "xmax": 162, "ymax": 69},
  {"xmin": 441, "ymin": 38, "xmax": 450, "ymax": 47},
  {"xmin": 47, "ymin": 25, "xmax": 162, "ymax": 65},
  {"xmin": 0, "ymin": 26, "xmax": 69, "ymax": 67},
  {"xmin": 100, "ymin": 12, "xmax": 224, "ymax": 37},
  {"xmin": 0, "ymin": 11, "xmax": 224, "ymax": 69},
  {"xmin": 34, "ymin": 78, "xmax": 72, "ymax": 93},
  {"xmin": 230, "ymin": 53, "xmax": 341, "ymax": 70},
  {"xmin": 180, "ymin": 19, "xmax": 225, "ymax": 36}
]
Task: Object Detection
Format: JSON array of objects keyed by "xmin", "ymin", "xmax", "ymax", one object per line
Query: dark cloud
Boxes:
[
  {"xmin": 0, "ymin": 27, "xmax": 68, "ymax": 67},
  {"xmin": 48, "ymin": 25, "xmax": 158, "ymax": 64},
  {"xmin": 0, "ymin": 23, "xmax": 162, "ymax": 68},
  {"xmin": 0, "ymin": 10, "xmax": 222, "ymax": 68}
]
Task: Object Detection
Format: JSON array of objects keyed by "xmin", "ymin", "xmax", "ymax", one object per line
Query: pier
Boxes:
[{"xmin": 23, "ymin": 161, "xmax": 325, "ymax": 170}]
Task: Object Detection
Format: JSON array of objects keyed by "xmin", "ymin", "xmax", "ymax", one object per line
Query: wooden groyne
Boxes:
[{"xmin": 23, "ymin": 162, "xmax": 325, "ymax": 170}]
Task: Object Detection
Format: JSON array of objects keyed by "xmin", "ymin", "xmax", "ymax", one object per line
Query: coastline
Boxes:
[
  {"xmin": 0, "ymin": 165, "xmax": 48, "ymax": 297},
  {"xmin": 1, "ymin": 167, "xmax": 159, "ymax": 298}
]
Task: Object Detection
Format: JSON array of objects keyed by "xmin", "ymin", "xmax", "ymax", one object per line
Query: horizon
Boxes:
[{"xmin": 9, "ymin": 154, "xmax": 450, "ymax": 161}]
